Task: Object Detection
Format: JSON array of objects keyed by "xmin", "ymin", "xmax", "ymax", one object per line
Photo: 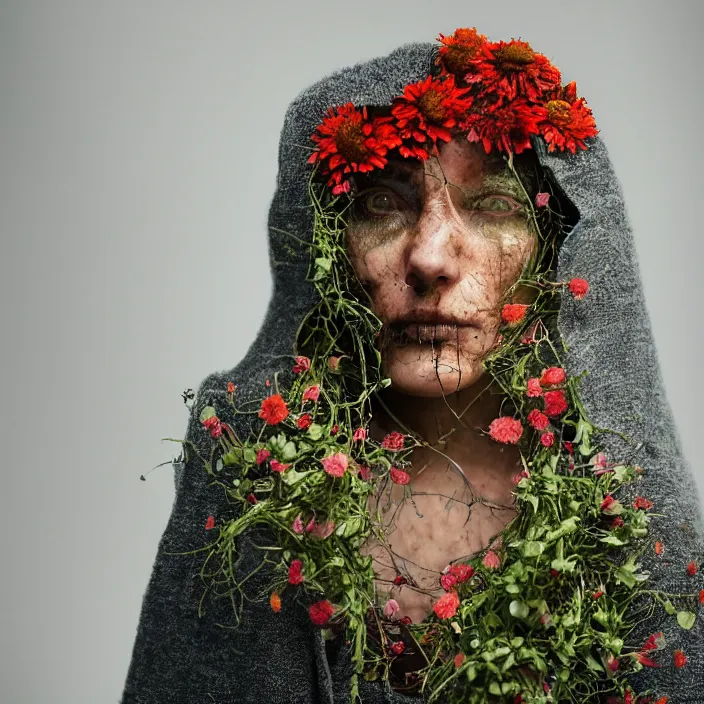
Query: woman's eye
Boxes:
[
  {"xmin": 473, "ymin": 195, "xmax": 523, "ymax": 214},
  {"xmin": 361, "ymin": 190, "xmax": 400, "ymax": 215}
]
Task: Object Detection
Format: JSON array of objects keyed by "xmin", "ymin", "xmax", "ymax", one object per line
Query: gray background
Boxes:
[{"xmin": 1, "ymin": 1, "xmax": 702, "ymax": 702}]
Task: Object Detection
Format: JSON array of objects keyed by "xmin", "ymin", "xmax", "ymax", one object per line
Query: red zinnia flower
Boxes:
[
  {"xmin": 440, "ymin": 572, "xmax": 458, "ymax": 591},
  {"xmin": 259, "ymin": 394, "xmax": 289, "ymax": 425},
  {"xmin": 303, "ymin": 385, "xmax": 320, "ymax": 403},
  {"xmin": 489, "ymin": 416, "xmax": 523, "ymax": 444},
  {"xmin": 270, "ymin": 459, "xmax": 291, "ymax": 473},
  {"xmin": 526, "ymin": 377, "xmax": 543, "ymax": 398},
  {"xmin": 686, "ymin": 561, "xmax": 698, "ymax": 576},
  {"xmin": 449, "ymin": 564, "xmax": 474, "ymax": 582},
  {"xmin": 390, "ymin": 467, "xmax": 411, "ymax": 485},
  {"xmin": 592, "ymin": 590, "xmax": 604, "ymax": 600},
  {"xmin": 673, "ymin": 649, "xmax": 687, "ymax": 669},
  {"xmin": 321, "ymin": 452, "xmax": 349, "ymax": 478},
  {"xmin": 527, "ymin": 409, "xmax": 550, "ymax": 431},
  {"xmin": 393, "ymin": 575, "xmax": 408, "ymax": 586},
  {"xmin": 391, "ymin": 73, "xmax": 472, "ymax": 159},
  {"xmin": 309, "ymin": 599, "xmax": 335, "ymax": 626},
  {"xmin": 204, "ymin": 515, "xmax": 215, "ymax": 530},
  {"xmin": 433, "ymin": 591, "xmax": 461, "ymax": 619},
  {"xmin": 288, "ymin": 559, "xmax": 304, "ymax": 585},
  {"xmin": 381, "ymin": 431, "xmax": 405, "ymax": 451},
  {"xmin": 501, "ymin": 302, "xmax": 530, "ymax": 325},
  {"xmin": 292, "ymin": 356, "xmax": 310, "ymax": 374},
  {"xmin": 543, "ymin": 389, "xmax": 568, "ymax": 418},
  {"xmin": 568, "ymin": 277, "xmax": 589, "ymax": 299},
  {"xmin": 482, "ymin": 550, "xmax": 501, "ymax": 569},
  {"xmin": 202, "ymin": 415, "xmax": 223, "ymax": 439},
  {"xmin": 297, "ymin": 413, "xmax": 313, "ymax": 430},
  {"xmin": 540, "ymin": 432, "xmax": 555, "ymax": 448},
  {"xmin": 564, "ymin": 441, "xmax": 574, "ymax": 454},
  {"xmin": 610, "ymin": 516, "xmax": 625, "ymax": 529},
  {"xmin": 540, "ymin": 366, "xmax": 566, "ymax": 387},
  {"xmin": 256, "ymin": 448, "xmax": 271, "ymax": 465},
  {"xmin": 436, "ymin": 27, "xmax": 488, "ymax": 77},
  {"xmin": 466, "ymin": 39, "xmax": 561, "ymax": 102},
  {"xmin": 308, "ymin": 103, "xmax": 401, "ymax": 195},
  {"xmin": 539, "ymin": 82, "xmax": 598, "ymax": 154},
  {"xmin": 633, "ymin": 496, "xmax": 654, "ymax": 511},
  {"xmin": 462, "ymin": 99, "xmax": 543, "ymax": 155}
]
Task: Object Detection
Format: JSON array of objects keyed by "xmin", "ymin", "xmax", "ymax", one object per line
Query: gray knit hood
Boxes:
[{"xmin": 121, "ymin": 41, "xmax": 704, "ymax": 704}]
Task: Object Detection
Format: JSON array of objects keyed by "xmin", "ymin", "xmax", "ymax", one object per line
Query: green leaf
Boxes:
[
  {"xmin": 307, "ymin": 423, "xmax": 323, "ymax": 441},
  {"xmin": 281, "ymin": 468, "xmax": 307, "ymax": 486},
  {"xmin": 522, "ymin": 541, "xmax": 545, "ymax": 558},
  {"xmin": 600, "ymin": 535, "xmax": 627, "ymax": 546},
  {"xmin": 664, "ymin": 600, "xmax": 677, "ymax": 615},
  {"xmin": 677, "ymin": 610, "xmax": 696, "ymax": 630},
  {"xmin": 505, "ymin": 583, "xmax": 521, "ymax": 594},
  {"xmin": 281, "ymin": 441, "xmax": 297, "ymax": 461},
  {"xmin": 509, "ymin": 600, "xmax": 530, "ymax": 619},
  {"xmin": 199, "ymin": 406, "xmax": 216, "ymax": 422},
  {"xmin": 243, "ymin": 447, "xmax": 257, "ymax": 464}
]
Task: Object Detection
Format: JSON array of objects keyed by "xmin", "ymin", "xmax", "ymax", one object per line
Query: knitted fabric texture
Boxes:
[{"xmin": 121, "ymin": 42, "xmax": 704, "ymax": 703}]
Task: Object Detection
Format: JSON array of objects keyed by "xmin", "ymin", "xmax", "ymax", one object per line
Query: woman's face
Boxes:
[{"xmin": 346, "ymin": 136, "xmax": 538, "ymax": 398}]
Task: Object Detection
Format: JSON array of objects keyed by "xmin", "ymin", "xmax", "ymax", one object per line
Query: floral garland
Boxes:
[{"xmin": 173, "ymin": 28, "xmax": 703, "ymax": 704}]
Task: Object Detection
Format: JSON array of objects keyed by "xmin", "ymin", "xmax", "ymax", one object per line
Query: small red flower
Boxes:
[
  {"xmin": 433, "ymin": 591, "xmax": 461, "ymax": 619},
  {"xmin": 390, "ymin": 467, "xmax": 411, "ymax": 485},
  {"xmin": 302, "ymin": 385, "xmax": 320, "ymax": 403},
  {"xmin": 393, "ymin": 575, "xmax": 408, "ymax": 586},
  {"xmin": 642, "ymin": 632, "xmax": 665, "ymax": 652},
  {"xmin": 391, "ymin": 73, "xmax": 472, "ymax": 159},
  {"xmin": 601, "ymin": 494, "xmax": 616, "ymax": 511},
  {"xmin": 270, "ymin": 591, "xmax": 282, "ymax": 613},
  {"xmin": 489, "ymin": 416, "xmax": 523, "ymax": 444},
  {"xmin": 202, "ymin": 415, "xmax": 223, "ymax": 439},
  {"xmin": 673, "ymin": 649, "xmax": 687, "ymax": 669},
  {"xmin": 353, "ymin": 427, "xmax": 367, "ymax": 442},
  {"xmin": 389, "ymin": 641, "xmax": 405, "ymax": 656},
  {"xmin": 686, "ymin": 561, "xmax": 698, "ymax": 577},
  {"xmin": 291, "ymin": 514, "xmax": 304, "ymax": 534},
  {"xmin": 568, "ymin": 277, "xmax": 589, "ymax": 299},
  {"xmin": 383, "ymin": 598, "xmax": 400, "ymax": 618},
  {"xmin": 543, "ymin": 389, "xmax": 568, "ymax": 418},
  {"xmin": 292, "ymin": 356, "xmax": 310, "ymax": 374},
  {"xmin": 535, "ymin": 192, "xmax": 550, "ymax": 208},
  {"xmin": 357, "ymin": 465, "xmax": 371, "ymax": 481},
  {"xmin": 550, "ymin": 568, "xmax": 560, "ymax": 579},
  {"xmin": 501, "ymin": 302, "xmax": 530, "ymax": 325},
  {"xmin": 699, "ymin": 589, "xmax": 704, "ymax": 604},
  {"xmin": 270, "ymin": 459, "xmax": 292, "ymax": 473},
  {"xmin": 564, "ymin": 441, "xmax": 574, "ymax": 454},
  {"xmin": 308, "ymin": 103, "xmax": 401, "ymax": 194},
  {"xmin": 436, "ymin": 27, "xmax": 488, "ymax": 76},
  {"xmin": 381, "ymin": 431, "xmax": 405, "ymax": 451},
  {"xmin": 466, "ymin": 39, "xmax": 561, "ymax": 102},
  {"xmin": 526, "ymin": 377, "xmax": 543, "ymax": 398},
  {"xmin": 606, "ymin": 654, "xmax": 620, "ymax": 672},
  {"xmin": 246, "ymin": 493, "xmax": 257, "ymax": 505},
  {"xmin": 321, "ymin": 452, "xmax": 349, "ymax": 478},
  {"xmin": 259, "ymin": 394, "xmax": 289, "ymax": 425},
  {"xmin": 482, "ymin": 550, "xmax": 501, "ymax": 569},
  {"xmin": 309, "ymin": 599, "xmax": 335, "ymax": 626},
  {"xmin": 540, "ymin": 366, "xmax": 566, "ymax": 387},
  {"xmin": 539, "ymin": 82, "xmax": 598, "ymax": 154},
  {"xmin": 227, "ymin": 381, "xmax": 236, "ymax": 394},
  {"xmin": 449, "ymin": 564, "xmax": 474, "ymax": 582},
  {"xmin": 633, "ymin": 496, "xmax": 654, "ymax": 511},
  {"xmin": 297, "ymin": 413, "xmax": 313, "ymax": 430},
  {"xmin": 440, "ymin": 572, "xmax": 458, "ymax": 591},
  {"xmin": 527, "ymin": 409, "xmax": 550, "ymax": 431},
  {"xmin": 330, "ymin": 424, "xmax": 340, "ymax": 435},
  {"xmin": 454, "ymin": 652, "xmax": 466, "ymax": 668},
  {"xmin": 204, "ymin": 515, "xmax": 215, "ymax": 530},
  {"xmin": 288, "ymin": 559, "xmax": 304, "ymax": 585},
  {"xmin": 256, "ymin": 448, "xmax": 271, "ymax": 465},
  {"xmin": 610, "ymin": 516, "xmax": 625, "ymax": 529},
  {"xmin": 540, "ymin": 432, "xmax": 555, "ymax": 448},
  {"xmin": 592, "ymin": 590, "xmax": 604, "ymax": 600},
  {"xmin": 655, "ymin": 540, "xmax": 664, "ymax": 555}
]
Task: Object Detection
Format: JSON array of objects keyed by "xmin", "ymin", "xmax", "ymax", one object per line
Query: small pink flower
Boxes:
[
  {"xmin": 449, "ymin": 564, "xmax": 474, "ymax": 582},
  {"xmin": 527, "ymin": 409, "xmax": 550, "ymax": 431},
  {"xmin": 390, "ymin": 467, "xmax": 411, "ymax": 485},
  {"xmin": 441, "ymin": 572, "xmax": 458, "ymax": 591},
  {"xmin": 321, "ymin": 452, "xmax": 349, "ymax": 478},
  {"xmin": 256, "ymin": 448, "xmax": 271, "ymax": 465},
  {"xmin": 270, "ymin": 459, "xmax": 292, "ymax": 473},
  {"xmin": 512, "ymin": 469, "xmax": 531, "ymax": 485},
  {"xmin": 535, "ymin": 192, "xmax": 550, "ymax": 208},
  {"xmin": 383, "ymin": 599, "xmax": 400, "ymax": 618},
  {"xmin": 526, "ymin": 377, "xmax": 543, "ymax": 398},
  {"xmin": 358, "ymin": 465, "xmax": 372, "ymax": 481},
  {"xmin": 305, "ymin": 517, "xmax": 316, "ymax": 533},
  {"xmin": 540, "ymin": 432, "xmax": 555, "ymax": 447},
  {"xmin": 292, "ymin": 356, "xmax": 310, "ymax": 374},
  {"xmin": 303, "ymin": 385, "xmax": 320, "ymax": 402},
  {"xmin": 310, "ymin": 520, "xmax": 336, "ymax": 539},
  {"xmin": 292, "ymin": 514, "xmax": 304, "ymax": 534},
  {"xmin": 489, "ymin": 416, "xmax": 523, "ymax": 444},
  {"xmin": 352, "ymin": 427, "xmax": 367, "ymax": 442},
  {"xmin": 482, "ymin": 550, "xmax": 500, "ymax": 569}
]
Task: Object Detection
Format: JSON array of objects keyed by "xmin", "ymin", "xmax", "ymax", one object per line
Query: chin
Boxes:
[{"xmin": 383, "ymin": 346, "xmax": 486, "ymax": 398}]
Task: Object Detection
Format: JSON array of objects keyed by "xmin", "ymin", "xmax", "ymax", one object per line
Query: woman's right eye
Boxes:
[{"xmin": 359, "ymin": 189, "xmax": 401, "ymax": 216}]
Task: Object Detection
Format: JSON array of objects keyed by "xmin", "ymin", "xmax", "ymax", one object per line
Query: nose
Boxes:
[{"xmin": 404, "ymin": 195, "xmax": 462, "ymax": 296}]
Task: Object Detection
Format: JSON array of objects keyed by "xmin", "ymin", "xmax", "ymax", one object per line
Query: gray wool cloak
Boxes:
[{"xmin": 120, "ymin": 42, "xmax": 704, "ymax": 704}]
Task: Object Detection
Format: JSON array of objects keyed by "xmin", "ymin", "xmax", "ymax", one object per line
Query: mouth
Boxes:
[{"xmin": 383, "ymin": 316, "xmax": 481, "ymax": 346}]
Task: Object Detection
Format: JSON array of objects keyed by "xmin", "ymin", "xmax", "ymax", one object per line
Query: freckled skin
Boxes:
[{"xmin": 348, "ymin": 137, "xmax": 539, "ymax": 625}]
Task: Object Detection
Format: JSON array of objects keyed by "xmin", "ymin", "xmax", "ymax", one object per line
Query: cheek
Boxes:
[{"xmin": 348, "ymin": 238, "xmax": 407, "ymax": 288}]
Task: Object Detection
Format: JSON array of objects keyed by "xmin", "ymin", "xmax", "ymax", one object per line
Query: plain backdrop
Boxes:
[{"xmin": 1, "ymin": 1, "xmax": 703, "ymax": 702}]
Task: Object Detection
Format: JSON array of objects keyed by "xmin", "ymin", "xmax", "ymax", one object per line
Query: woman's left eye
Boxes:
[{"xmin": 472, "ymin": 195, "xmax": 523, "ymax": 214}]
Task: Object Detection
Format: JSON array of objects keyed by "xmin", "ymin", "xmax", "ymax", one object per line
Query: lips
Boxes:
[{"xmin": 383, "ymin": 315, "xmax": 481, "ymax": 345}]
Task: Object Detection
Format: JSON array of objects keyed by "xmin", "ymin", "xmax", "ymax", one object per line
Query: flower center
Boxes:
[
  {"xmin": 417, "ymin": 90, "xmax": 446, "ymax": 122},
  {"xmin": 494, "ymin": 43, "xmax": 536, "ymax": 71},
  {"xmin": 335, "ymin": 121, "xmax": 369, "ymax": 163},
  {"xmin": 547, "ymin": 100, "xmax": 572, "ymax": 127}
]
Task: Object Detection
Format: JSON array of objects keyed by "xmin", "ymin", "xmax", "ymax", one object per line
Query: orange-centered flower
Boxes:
[{"xmin": 436, "ymin": 27, "xmax": 488, "ymax": 76}]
